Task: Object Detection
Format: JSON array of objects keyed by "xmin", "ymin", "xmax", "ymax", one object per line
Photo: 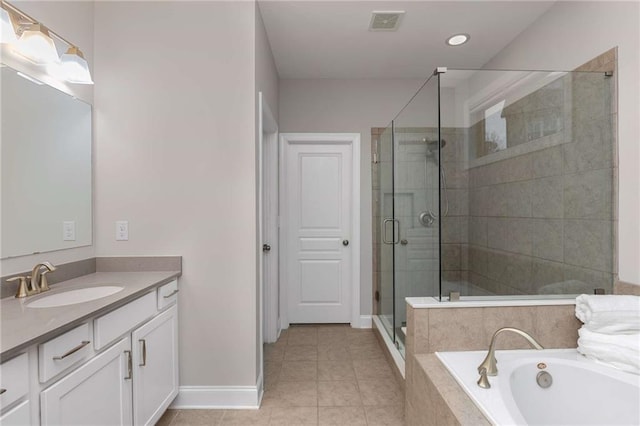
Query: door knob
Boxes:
[
  {"xmin": 342, "ymin": 240, "xmax": 349, "ymax": 246},
  {"xmin": 262, "ymin": 244, "xmax": 271, "ymax": 252},
  {"xmin": 400, "ymin": 239, "xmax": 408, "ymax": 245}
]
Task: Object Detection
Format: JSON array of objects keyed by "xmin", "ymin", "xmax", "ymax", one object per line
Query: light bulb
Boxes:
[
  {"xmin": 50, "ymin": 47, "xmax": 93, "ymax": 84},
  {"xmin": 16, "ymin": 23, "xmax": 58, "ymax": 64}
]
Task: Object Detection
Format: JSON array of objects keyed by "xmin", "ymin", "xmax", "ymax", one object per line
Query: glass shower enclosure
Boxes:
[{"xmin": 374, "ymin": 67, "xmax": 615, "ymax": 357}]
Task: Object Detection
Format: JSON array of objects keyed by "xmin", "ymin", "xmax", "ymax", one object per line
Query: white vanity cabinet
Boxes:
[
  {"xmin": 1, "ymin": 279, "xmax": 179, "ymax": 426},
  {"xmin": 40, "ymin": 337, "xmax": 133, "ymax": 426},
  {"xmin": 132, "ymin": 305, "xmax": 178, "ymax": 426}
]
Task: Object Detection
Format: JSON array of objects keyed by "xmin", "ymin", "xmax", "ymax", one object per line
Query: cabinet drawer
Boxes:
[
  {"xmin": 94, "ymin": 291, "xmax": 156, "ymax": 350},
  {"xmin": 0, "ymin": 353, "xmax": 29, "ymax": 409},
  {"xmin": 0, "ymin": 400, "xmax": 30, "ymax": 425},
  {"xmin": 157, "ymin": 280, "xmax": 178, "ymax": 310},
  {"xmin": 39, "ymin": 323, "xmax": 91, "ymax": 383}
]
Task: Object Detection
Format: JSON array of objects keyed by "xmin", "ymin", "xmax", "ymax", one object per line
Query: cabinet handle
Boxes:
[
  {"xmin": 0, "ymin": 388, "xmax": 6, "ymax": 395},
  {"xmin": 163, "ymin": 289, "xmax": 179, "ymax": 299},
  {"xmin": 124, "ymin": 350, "xmax": 132, "ymax": 380},
  {"xmin": 139, "ymin": 339, "xmax": 147, "ymax": 366},
  {"xmin": 53, "ymin": 341, "xmax": 90, "ymax": 360}
]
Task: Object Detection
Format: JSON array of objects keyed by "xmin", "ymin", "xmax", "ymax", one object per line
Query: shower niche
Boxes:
[{"xmin": 372, "ymin": 59, "xmax": 616, "ymax": 356}]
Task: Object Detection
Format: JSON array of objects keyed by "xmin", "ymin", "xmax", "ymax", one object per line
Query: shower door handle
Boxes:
[{"xmin": 382, "ymin": 218, "xmax": 400, "ymax": 245}]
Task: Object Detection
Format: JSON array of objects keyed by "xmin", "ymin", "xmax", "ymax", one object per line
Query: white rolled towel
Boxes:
[
  {"xmin": 578, "ymin": 327, "xmax": 640, "ymax": 374},
  {"xmin": 583, "ymin": 310, "xmax": 640, "ymax": 333},
  {"xmin": 575, "ymin": 294, "xmax": 640, "ymax": 321}
]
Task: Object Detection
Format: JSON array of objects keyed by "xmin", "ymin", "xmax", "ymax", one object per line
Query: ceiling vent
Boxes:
[{"xmin": 369, "ymin": 11, "xmax": 405, "ymax": 32}]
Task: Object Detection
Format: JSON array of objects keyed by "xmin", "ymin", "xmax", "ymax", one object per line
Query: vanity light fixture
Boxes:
[
  {"xmin": 15, "ymin": 23, "xmax": 58, "ymax": 64},
  {"xmin": 446, "ymin": 33, "xmax": 470, "ymax": 46},
  {"xmin": 0, "ymin": 0, "xmax": 93, "ymax": 84},
  {"xmin": 0, "ymin": 7, "xmax": 18, "ymax": 43}
]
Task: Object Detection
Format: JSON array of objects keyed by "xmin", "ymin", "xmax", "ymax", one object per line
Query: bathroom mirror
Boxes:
[{"xmin": 1, "ymin": 65, "xmax": 92, "ymax": 258}]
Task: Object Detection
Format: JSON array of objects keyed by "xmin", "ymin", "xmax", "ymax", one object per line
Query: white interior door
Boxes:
[{"xmin": 282, "ymin": 133, "xmax": 359, "ymax": 324}]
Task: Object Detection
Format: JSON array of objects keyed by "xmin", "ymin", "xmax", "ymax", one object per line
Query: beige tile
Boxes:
[
  {"xmin": 318, "ymin": 407, "xmax": 367, "ymax": 426},
  {"xmin": 265, "ymin": 361, "xmax": 282, "ymax": 378},
  {"xmin": 173, "ymin": 409, "xmax": 225, "ymax": 426},
  {"xmin": 280, "ymin": 361, "xmax": 318, "ymax": 382},
  {"xmin": 318, "ymin": 381, "xmax": 362, "ymax": 407},
  {"xmin": 533, "ymin": 305, "xmax": 581, "ymax": 348},
  {"xmin": 317, "ymin": 346, "xmax": 351, "ymax": 361},
  {"xmin": 413, "ymin": 309, "xmax": 430, "ymax": 354},
  {"xmin": 318, "ymin": 360, "xmax": 356, "ymax": 381},
  {"xmin": 269, "ymin": 407, "xmax": 318, "ymax": 425},
  {"xmin": 364, "ymin": 405, "xmax": 405, "ymax": 426},
  {"xmin": 318, "ymin": 332, "xmax": 350, "ymax": 347},
  {"xmin": 348, "ymin": 342, "xmax": 385, "ymax": 360},
  {"xmin": 265, "ymin": 344, "xmax": 285, "ymax": 362},
  {"xmin": 284, "ymin": 345, "xmax": 317, "ymax": 361},
  {"xmin": 357, "ymin": 380, "xmax": 404, "ymax": 407},
  {"xmin": 156, "ymin": 409, "xmax": 178, "ymax": 426},
  {"xmin": 347, "ymin": 331, "xmax": 378, "ymax": 347},
  {"xmin": 265, "ymin": 381, "xmax": 318, "ymax": 407},
  {"xmin": 220, "ymin": 409, "xmax": 271, "ymax": 425},
  {"xmin": 428, "ymin": 308, "xmax": 486, "ymax": 352},
  {"xmin": 288, "ymin": 328, "xmax": 319, "ymax": 346},
  {"xmin": 482, "ymin": 307, "xmax": 536, "ymax": 350},
  {"xmin": 352, "ymin": 358, "xmax": 393, "ymax": 381}
]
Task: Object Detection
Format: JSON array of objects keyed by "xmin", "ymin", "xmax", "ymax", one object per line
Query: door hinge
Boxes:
[{"xmin": 374, "ymin": 291, "xmax": 380, "ymax": 302}]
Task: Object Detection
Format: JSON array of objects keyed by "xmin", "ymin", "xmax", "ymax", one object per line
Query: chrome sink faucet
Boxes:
[{"xmin": 477, "ymin": 327, "xmax": 544, "ymax": 389}]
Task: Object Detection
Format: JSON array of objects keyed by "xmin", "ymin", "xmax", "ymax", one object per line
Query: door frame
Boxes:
[
  {"xmin": 279, "ymin": 133, "xmax": 361, "ymax": 329},
  {"xmin": 259, "ymin": 92, "xmax": 280, "ymax": 350}
]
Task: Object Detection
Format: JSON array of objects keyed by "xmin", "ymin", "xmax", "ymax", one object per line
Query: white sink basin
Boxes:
[{"xmin": 27, "ymin": 286, "xmax": 124, "ymax": 308}]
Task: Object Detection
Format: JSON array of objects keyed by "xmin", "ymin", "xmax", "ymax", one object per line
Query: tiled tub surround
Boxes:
[
  {"xmin": 407, "ymin": 354, "xmax": 489, "ymax": 426},
  {"xmin": 0, "ymin": 257, "xmax": 181, "ymax": 361},
  {"xmin": 404, "ymin": 301, "xmax": 581, "ymax": 425}
]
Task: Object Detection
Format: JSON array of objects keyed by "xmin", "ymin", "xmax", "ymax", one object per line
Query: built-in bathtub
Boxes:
[{"xmin": 437, "ymin": 348, "xmax": 640, "ymax": 426}]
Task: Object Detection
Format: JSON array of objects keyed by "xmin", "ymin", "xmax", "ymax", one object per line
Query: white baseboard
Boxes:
[
  {"xmin": 356, "ymin": 315, "xmax": 372, "ymax": 328},
  {"xmin": 171, "ymin": 373, "xmax": 263, "ymax": 409}
]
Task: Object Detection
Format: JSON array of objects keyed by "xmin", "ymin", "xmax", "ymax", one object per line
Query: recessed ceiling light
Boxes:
[{"xmin": 446, "ymin": 33, "xmax": 470, "ymax": 46}]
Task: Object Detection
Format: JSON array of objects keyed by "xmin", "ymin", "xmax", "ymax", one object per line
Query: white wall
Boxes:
[
  {"xmin": 0, "ymin": 0, "xmax": 95, "ymax": 276},
  {"xmin": 93, "ymin": 1, "xmax": 259, "ymax": 388},
  {"xmin": 279, "ymin": 78, "xmax": 426, "ymax": 316},
  {"xmin": 482, "ymin": 1, "xmax": 640, "ymax": 285}
]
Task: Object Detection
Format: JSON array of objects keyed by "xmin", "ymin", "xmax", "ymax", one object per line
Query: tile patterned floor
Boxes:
[{"xmin": 158, "ymin": 325, "xmax": 405, "ymax": 425}]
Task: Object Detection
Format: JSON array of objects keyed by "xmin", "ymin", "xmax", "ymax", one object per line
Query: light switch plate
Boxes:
[
  {"xmin": 116, "ymin": 221, "xmax": 129, "ymax": 241},
  {"xmin": 63, "ymin": 221, "xmax": 76, "ymax": 241}
]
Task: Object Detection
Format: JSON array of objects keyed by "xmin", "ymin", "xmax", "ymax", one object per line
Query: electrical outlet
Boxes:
[
  {"xmin": 63, "ymin": 221, "xmax": 76, "ymax": 241},
  {"xmin": 116, "ymin": 221, "xmax": 129, "ymax": 241}
]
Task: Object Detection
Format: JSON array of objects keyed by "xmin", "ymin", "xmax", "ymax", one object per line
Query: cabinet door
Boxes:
[
  {"xmin": 0, "ymin": 400, "xmax": 31, "ymax": 426},
  {"xmin": 40, "ymin": 338, "xmax": 133, "ymax": 426},
  {"xmin": 132, "ymin": 305, "xmax": 178, "ymax": 426}
]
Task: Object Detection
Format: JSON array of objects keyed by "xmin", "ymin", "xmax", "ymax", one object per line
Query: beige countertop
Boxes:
[{"xmin": 1, "ymin": 271, "xmax": 179, "ymax": 362}]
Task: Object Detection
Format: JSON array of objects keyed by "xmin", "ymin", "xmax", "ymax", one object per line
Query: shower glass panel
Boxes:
[
  {"xmin": 391, "ymin": 75, "xmax": 440, "ymax": 356},
  {"xmin": 376, "ymin": 124, "xmax": 395, "ymax": 342},
  {"xmin": 440, "ymin": 69, "xmax": 615, "ymax": 297}
]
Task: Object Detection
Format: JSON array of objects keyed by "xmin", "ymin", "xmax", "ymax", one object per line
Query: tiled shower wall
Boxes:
[{"xmin": 467, "ymin": 50, "xmax": 616, "ymax": 295}]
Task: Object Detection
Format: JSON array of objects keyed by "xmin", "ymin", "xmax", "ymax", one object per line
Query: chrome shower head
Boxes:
[{"xmin": 423, "ymin": 138, "xmax": 446, "ymax": 154}]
